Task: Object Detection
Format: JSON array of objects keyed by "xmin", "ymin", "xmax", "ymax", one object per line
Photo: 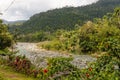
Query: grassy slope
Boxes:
[{"xmin": 0, "ymin": 66, "xmax": 36, "ymax": 80}]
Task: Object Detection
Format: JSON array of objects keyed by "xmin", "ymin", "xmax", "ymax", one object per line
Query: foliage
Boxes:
[
  {"xmin": 1, "ymin": 54, "xmax": 120, "ymax": 80},
  {"xmin": 38, "ymin": 8, "xmax": 120, "ymax": 79},
  {"xmin": 41, "ymin": 7, "xmax": 120, "ymax": 55},
  {"xmin": 19, "ymin": 31, "xmax": 54, "ymax": 42},
  {"xmin": 0, "ymin": 3, "xmax": 120, "ymax": 80},
  {"xmin": 85, "ymin": 55, "xmax": 120, "ymax": 80},
  {"xmin": 9, "ymin": 0, "xmax": 120, "ymax": 37},
  {"xmin": 0, "ymin": 20, "xmax": 13, "ymax": 50},
  {"xmin": 7, "ymin": 56, "xmax": 39, "ymax": 77},
  {"xmin": 33, "ymin": 8, "xmax": 120, "ymax": 80},
  {"xmin": 10, "ymin": 56, "xmax": 32, "ymax": 73},
  {"xmin": 39, "ymin": 57, "xmax": 82, "ymax": 80}
]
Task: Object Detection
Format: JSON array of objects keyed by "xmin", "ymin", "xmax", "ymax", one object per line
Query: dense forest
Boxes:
[
  {"xmin": 10, "ymin": 0, "xmax": 120, "ymax": 33},
  {"xmin": 9, "ymin": 0, "xmax": 120, "ymax": 42}
]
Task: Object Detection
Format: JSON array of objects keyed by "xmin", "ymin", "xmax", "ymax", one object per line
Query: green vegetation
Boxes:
[
  {"xmin": 0, "ymin": 0, "xmax": 120, "ymax": 80},
  {"xmin": 39, "ymin": 56, "xmax": 120, "ymax": 80},
  {"xmin": 36, "ymin": 8, "xmax": 120, "ymax": 79},
  {"xmin": 40, "ymin": 8, "xmax": 120, "ymax": 55},
  {"xmin": 0, "ymin": 20, "xmax": 13, "ymax": 49},
  {"xmin": 7, "ymin": 7, "xmax": 120, "ymax": 79},
  {"xmin": 0, "ymin": 20, "xmax": 14, "ymax": 56},
  {"xmin": 9, "ymin": 0, "xmax": 120, "ymax": 42},
  {"xmin": 1, "ymin": 54, "xmax": 120, "ymax": 80},
  {"xmin": 19, "ymin": 31, "xmax": 54, "ymax": 42},
  {"xmin": 0, "ymin": 19, "xmax": 36, "ymax": 80},
  {"xmin": 0, "ymin": 55, "xmax": 39, "ymax": 80}
]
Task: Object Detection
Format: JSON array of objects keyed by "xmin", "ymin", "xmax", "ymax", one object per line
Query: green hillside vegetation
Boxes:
[
  {"xmin": 40, "ymin": 7, "xmax": 120, "ymax": 55},
  {"xmin": 9, "ymin": 0, "xmax": 120, "ymax": 42},
  {"xmin": 10, "ymin": 0, "xmax": 120, "ymax": 34}
]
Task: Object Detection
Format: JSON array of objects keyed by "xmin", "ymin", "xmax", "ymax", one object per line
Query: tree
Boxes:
[{"xmin": 0, "ymin": 20, "xmax": 13, "ymax": 49}]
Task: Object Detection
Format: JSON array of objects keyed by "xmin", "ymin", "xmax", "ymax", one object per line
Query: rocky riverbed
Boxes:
[{"xmin": 15, "ymin": 42, "xmax": 96, "ymax": 69}]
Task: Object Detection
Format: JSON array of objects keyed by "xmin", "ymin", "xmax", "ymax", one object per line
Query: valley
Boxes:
[{"xmin": 0, "ymin": 0, "xmax": 120, "ymax": 80}]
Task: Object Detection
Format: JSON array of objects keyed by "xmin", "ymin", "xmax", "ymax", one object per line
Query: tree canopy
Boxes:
[
  {"xmin": 9, "ymin": 0, "xmax": 120, "ymax": 35},
  {"xmin": 0, "ymin": 20, "xmax": 13, "ymax": 49}
]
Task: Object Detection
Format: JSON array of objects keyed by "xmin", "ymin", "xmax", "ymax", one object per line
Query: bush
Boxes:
[{"xmin": 39, "ymin": 57, "xmax": 82, "ymax": 80}]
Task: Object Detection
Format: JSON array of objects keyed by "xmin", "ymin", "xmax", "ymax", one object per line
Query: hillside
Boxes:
[{"xmin": 10, "ymin": 0, "xmax": 120, "ymax": 34}]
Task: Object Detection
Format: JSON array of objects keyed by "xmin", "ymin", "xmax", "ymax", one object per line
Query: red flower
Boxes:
[
  {"xmin": 89, "ymin": 67, "xmax": 92, "ymax": 71},
  {"xmin": 86, "ymin": 73, "xmax": 90, "ymax": 78},
  {"xmin": 43, "ymin": 69, "xmax": 48, "ymax": 73}
]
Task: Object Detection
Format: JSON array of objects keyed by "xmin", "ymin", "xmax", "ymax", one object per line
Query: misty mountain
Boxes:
[{"xmin": 3, "ymin": 20, "xmax": 26, "ymax": 26}]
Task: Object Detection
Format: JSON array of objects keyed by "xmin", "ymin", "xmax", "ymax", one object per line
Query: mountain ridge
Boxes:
[{"xmin": 10, "ymin": 0, "xmax": 120, "ymax": 34}]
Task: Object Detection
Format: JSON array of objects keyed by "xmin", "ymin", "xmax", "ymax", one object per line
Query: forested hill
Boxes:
[{"xmin": 10, "ymin": 0, "xmax": 120, "ymax": 34}]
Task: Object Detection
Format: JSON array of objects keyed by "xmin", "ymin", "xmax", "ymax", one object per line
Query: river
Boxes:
[{"xmin": 15, "ymin": 42, "xmax": 96, "ymax": 69}]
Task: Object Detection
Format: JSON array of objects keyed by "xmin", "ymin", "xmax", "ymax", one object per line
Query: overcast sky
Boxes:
[{"xmin": 0, "ymin": 0, "xmax": 98, "ymax": 21}]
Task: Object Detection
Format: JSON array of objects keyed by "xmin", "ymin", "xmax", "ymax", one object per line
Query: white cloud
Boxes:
[{"xmin": 0, "ymin": 0, "xmax": 98, "ymax": 21}]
